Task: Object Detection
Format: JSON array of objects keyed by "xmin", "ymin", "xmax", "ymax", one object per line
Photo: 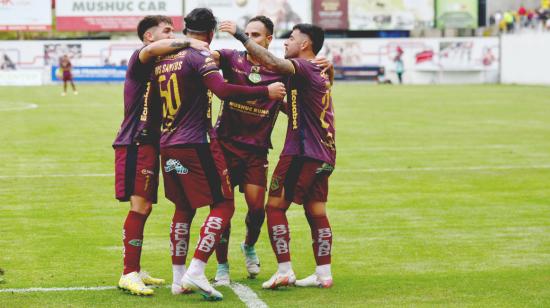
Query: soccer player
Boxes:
[
  {"xmin": 150, "ymin": 8, "xmax": 286, "ymax": 300},
  {"xmin": 208, "ymin": 16, "xmax": 334, "ymax": 286},
  {"xmin": 220, "ymin": 21, "xmax": 336, "ymax": 289},
  {"xmin": 59, "ymin": 55, "xmax": 77, "ymax": 96},
  {"xmin": 113, "ymin": 15, "xmax": 209, "ymax": 296}
]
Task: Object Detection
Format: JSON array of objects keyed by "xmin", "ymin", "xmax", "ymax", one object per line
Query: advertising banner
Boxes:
[
  {"xmin": 436, "ymin": 0, "xmax": 478, "ymax": 29},
  {"xmin": 312, "ymin": 0, "xmax": 348, "ymax": 30},
  {"xmin": 0, "ymin": 0, "xmax": 52, "ymax": 31},
  {"xmin": 348, "ymin": 0, "xmax": 434, "ymax": 30},
  {"xmin": 185, "ymin": 0, "xmax": 312, "ymax": 37},
  {"xmin": 55, "ymin": 0, "xmax": 183, "ymax": 31},
  {"xmin": 51, "ymin": 66, "xmax": 127, "ymax": 82}
]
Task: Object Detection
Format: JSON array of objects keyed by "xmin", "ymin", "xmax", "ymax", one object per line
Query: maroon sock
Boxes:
[
  {"xmin": 170, "ymin": 208, "xmax": 195, "ymax": 265},
  {"xmin": 193, "ymin": 200, "xmax": 235, "ymax": 262},
  {"xmin": 266, "ymin": 206, "xmax": 291, "ymax": 263},
  {"xmin": 122, "ymin": 211, "xmax": 148, "ymax": 274},
  {"xmin": 244, "ymin": 208, "xmax": 265, "ymax": 246},
  {"xmin": 306, "ymin": 214, "xmax": 332, "ymax": 265},
  {"xmin": 215, "ymin": 222, "xmax": 231, "ymax": 264}
]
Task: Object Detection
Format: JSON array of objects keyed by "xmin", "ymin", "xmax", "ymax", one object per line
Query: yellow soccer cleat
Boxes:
[
  {"xmin": 118, "ymin": 271, "xmax": 154, "ymax": 296},
  {"xmin": 138, "ymin": 271, "xmax": 165, "ymax": 286}
]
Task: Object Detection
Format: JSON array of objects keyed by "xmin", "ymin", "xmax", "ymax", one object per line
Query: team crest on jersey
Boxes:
[
  {"xmin": 164, "ymin": 159, "xmax": 189, "ymax": 175},
  {"xmin": 270, "ymin": 175, "xmax": 282, "ymax": 192},
  {"xmin": 248, "ymin": 65, "xmax": 262, "ymax": 83}
]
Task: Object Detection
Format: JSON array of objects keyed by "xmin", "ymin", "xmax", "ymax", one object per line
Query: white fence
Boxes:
[{"xmin": 0, "ymin": 33, "xmax": 548, "ymax": 85}]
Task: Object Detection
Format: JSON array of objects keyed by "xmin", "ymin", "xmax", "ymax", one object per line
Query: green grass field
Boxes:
[{"xmin": 1, "ymin": 84, "xmax": 549, "ymax": 307}]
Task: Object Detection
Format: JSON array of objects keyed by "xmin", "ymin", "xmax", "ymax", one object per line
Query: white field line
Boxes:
[
  {"xmin": 0, "ymin": 103, "xmax": 38, "ymax": 112},
  {"xmin": 339, "ymin": 164, "xmax": 550, "ymax": 173},
  {"xmin": 0, "ymin": 286, "xmax": 116, "ymax": 293},
  {"xmin": 1, "ymin": 164, "xmax": 550, "ymax": 180},
  {"xmin": 229, "ymin": 282, "xmax": 269, "ymax": 308},
  {"xmin": 0, "ymin": 284, "xmax": 269, "ymax": 308}
]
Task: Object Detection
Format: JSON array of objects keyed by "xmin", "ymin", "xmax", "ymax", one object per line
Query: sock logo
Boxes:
[
  {"xmin": 317, "ymin": 228, "xmax": 332, "ymax": 257},
  {"xmin": 272, "ymin": 225, "xmax": 289, "ymax": 254},
  {"xmin": 197, "ymin": 216, "xmax": 223, "ymax": 253},
  {"xmin": 171, "ymin": 222, "xmax": 190, "ymax": 257},
  {"xmin": 128, "ymin": 239, "xmax": 143, "ymax": 247}
]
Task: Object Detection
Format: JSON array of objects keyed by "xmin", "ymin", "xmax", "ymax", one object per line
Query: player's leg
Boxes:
[
  {"xmin": 262, "ymin": 193, "xmax": 294, "ymax": 289},
  {"xmin": 182, "ymin": 199, "xmax": 235, "ymax": 300},
  {"xmin": 241, "ymin": 183, "xmax": 265, "ymax": 278},
  {"xmin": 180, "ymin": 143, "xmax": 234, "ymax": 300},
  {"xmin": 170, "ymin": 200, "xmax": 196, "ymax": 294},
  {"xmin": 213, "ymin": 222, "xmax": 231, "ymax": 286},
  {"xmin": 62, "ymin": 80, "xmax": 67, "ymax": 96},
  {"xmin": 70, "ymin": 80, "xmax": 77, "ymax": 94},
  {"xmin": 296, "ymin": 200, "xmax": 333, "ymax": 288},
  {"xmin": 116, "ymin": 145, "xmax": 161, "ymax": 295}
]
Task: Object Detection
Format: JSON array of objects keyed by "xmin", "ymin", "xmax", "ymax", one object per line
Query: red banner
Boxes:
[{"xmin": 312, "ymin": 0, "xmax": 348, "ymax": 30}]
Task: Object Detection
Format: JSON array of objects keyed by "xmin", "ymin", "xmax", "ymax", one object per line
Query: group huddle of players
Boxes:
[{"xmin": 112, "ymin": 8, "xmax": 336, "ymax": 301}]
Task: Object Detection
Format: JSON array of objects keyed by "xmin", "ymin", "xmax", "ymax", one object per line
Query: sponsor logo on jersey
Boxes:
[
  {"xmin": 141, "ymin": 169, "xmax": 154, "ymax": 175},
  {"xmin": 164, "ymin": 159, "xmax": 189, "ymax": 175},
  {"xmin": 291, "ymin": 89, "xmax": 298, "ymax": 129}
]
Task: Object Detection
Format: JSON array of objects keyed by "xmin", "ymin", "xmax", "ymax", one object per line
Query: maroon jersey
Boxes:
[
  {"xmin": 152, "ymin": 48, "xmax": 219, "ymax": 147},
  {"xmin": 213, "ymin": 49, "xmax": 284, "ymax": 149},
  {"xmin": 282, "ymin": 58, "xmax": 336, "ymax": 166},
  {"xmin": 113, "ymin": 48, "xmax": 161, "ymax": 146}
]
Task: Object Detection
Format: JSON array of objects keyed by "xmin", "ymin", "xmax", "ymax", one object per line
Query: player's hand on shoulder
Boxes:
[
  {"xmin": 312, "ymin": 56, "xmax": 333, "ymax": 74},
  {"xmin": 267, "ymin": 82, "xmax": 286, "ymax": 100},
  {"xmin": 189, "ymin": 38, "xmax": 210, "ymax": 52},
  {"xmin": 219, "ymin": 21, "xmax": 237, "ymax": 35}
]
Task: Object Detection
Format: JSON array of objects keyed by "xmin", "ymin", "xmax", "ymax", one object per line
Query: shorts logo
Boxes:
[
  {"xmin": 270, "ymin": 175, "xmax": 281, "ymax": 192},
  {"xmin": 164, "ymin": 159, "xmax": 189, "ymax": 175},
  {"xmin": 128, "ymin": 239, "xmax": 143, "ymax": 247},
  {"xmin": 315, "ymin": 163, "xmax": 334, "ymax": 175},
  {"xmin": 141, "ymin": 169, "xmax": 154, "ymax": 175}
]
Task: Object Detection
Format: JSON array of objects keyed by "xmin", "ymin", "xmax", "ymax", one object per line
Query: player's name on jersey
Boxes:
[
  {"xmin": 228, "ymin": 101, "xmax": 269, "ymax": 117},
  {"xmin": 154, "ymin": 61, "xmax": 183, "ymax": 76}
]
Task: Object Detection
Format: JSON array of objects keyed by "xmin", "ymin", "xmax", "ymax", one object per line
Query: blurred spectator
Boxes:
[
  {"xmin": 490, "ymin": 4, "xmax": 550, "ymax": 33},
  {"xmin": 0, "ymin": 54, "xmax": 16, "ymax": 70},
  {"xmin": 394, "ymin": 46, "xmax": 404, "ymax": 84}
]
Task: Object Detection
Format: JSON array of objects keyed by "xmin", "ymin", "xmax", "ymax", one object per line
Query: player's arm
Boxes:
[
  {"xmin": 219, "ymin": 21, "xmax": 295, "ymax": 75},
  {"xmin": 139, "ymin": 38, "xmax": 209, "ymax": 64},
  {"xmin": 203, "ymin": 72, "xmax": 286, "ymax": 101}
]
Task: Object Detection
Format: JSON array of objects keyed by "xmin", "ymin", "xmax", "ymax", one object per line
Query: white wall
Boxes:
[{"xmin": 501, "ymin": 33, "xmax": 550, "ymax": 85}]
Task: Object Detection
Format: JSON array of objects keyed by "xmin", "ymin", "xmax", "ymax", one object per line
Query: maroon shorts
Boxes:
[
  {"xmin": 161, "ymin": 143, "xmax": 233, "ymax": 209},
  {"xmin": 269, "ymin": 156, "xmax": 334, "ymax": 204},
  {"xmin": 62, "ymin": 71, "xmax": 72, "ymax": 81},
  {"xmin": 215, "ymin": 139, "xmax": 269, "ymax": 192},
  {"xmin": 114, "ymin": 144, "xmax": 159, "ymax": 203}
]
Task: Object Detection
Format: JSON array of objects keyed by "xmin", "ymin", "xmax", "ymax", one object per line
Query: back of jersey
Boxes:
[{"xmin": 151, "ymin": 48, "xmax": 219, "ymax": 148}]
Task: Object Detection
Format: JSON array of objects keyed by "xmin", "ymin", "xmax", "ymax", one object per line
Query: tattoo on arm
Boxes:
[
  {"xmin": 243, "ymin": 40, "xmax": 295, "ymax": 75},
  {"xmin": 169, "ymin": 40, "xmax": 191, "ymax": 49}
]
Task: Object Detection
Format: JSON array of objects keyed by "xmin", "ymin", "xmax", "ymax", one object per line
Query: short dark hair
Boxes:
[
  {"xmin": 137, "ymin": 15, "xmax": 173, "ymax": 41},
  {"xmin": 183, "ymin": 8, "xmax": 217, "ymax": 35},
  {"xmin": 247, "ymin": 15, "xmax": 274, "ymax": 36},
  {"xmin": 292, "ymin": 23, "xmax": 325, "ymax": 55}
]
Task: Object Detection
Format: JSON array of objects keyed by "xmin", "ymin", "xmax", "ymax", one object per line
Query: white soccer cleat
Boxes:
[
  {"xmin": 241, "ymin": 242, "xmax": 260, "ymax": 278},
  {"xmin": 261, "ymin": 270, "xmax": 296, "ymax": 289},
  {"xmin": 171, "ymin": 283, "xmax": 194, "ymax": 295},
  {"xmin": 118, "ymin": 271, "xmax": 154, "ymax": 295},
  {"xmin": 138, "ymin": 270, "xmax": 165, "ymax": 286},
  {"xmin": 212, "ymin": 263, "xmax": 230, "ymax": 286},
  {"xmin": 73, "ymin": 91, "xmax": 78, "ymax": 95},
  {"xmin": 295, "ymin": 274, "xmax": 333, "ymax": 288},
  {"xmin": 61, "ymin": 92, "xmax": 66, "ymax": 96},
  {"xmin": 181, "ymin": 272, "xmax": 223, "ymax": 301}
]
